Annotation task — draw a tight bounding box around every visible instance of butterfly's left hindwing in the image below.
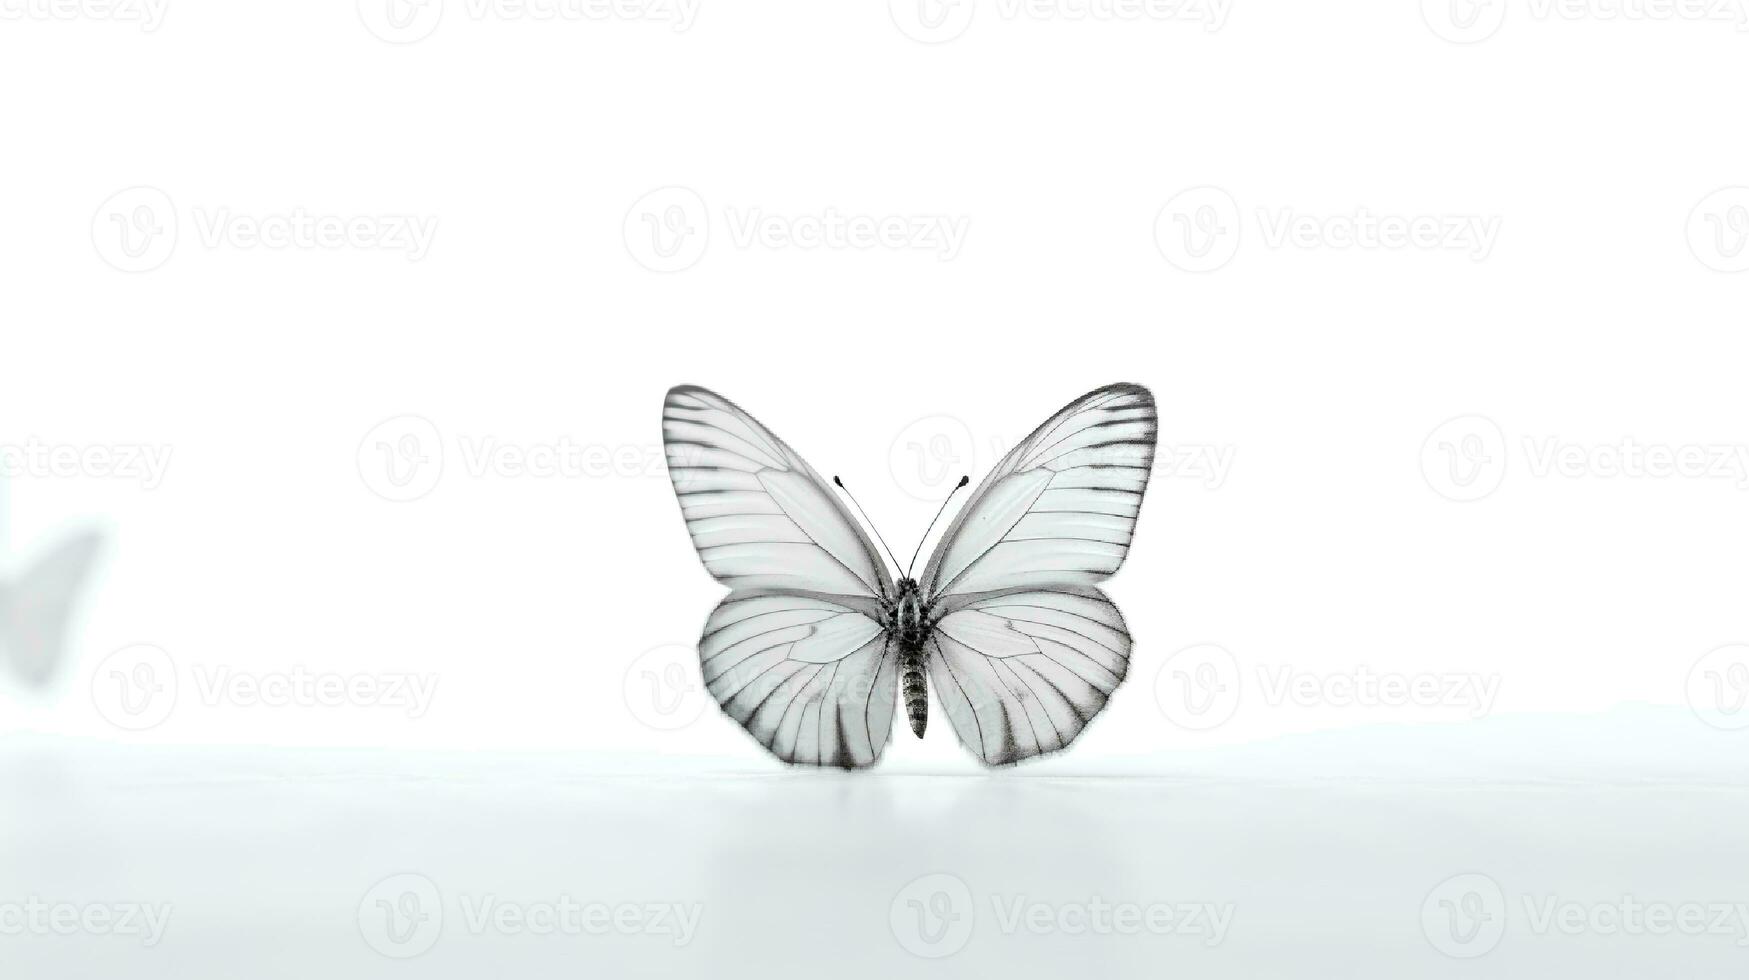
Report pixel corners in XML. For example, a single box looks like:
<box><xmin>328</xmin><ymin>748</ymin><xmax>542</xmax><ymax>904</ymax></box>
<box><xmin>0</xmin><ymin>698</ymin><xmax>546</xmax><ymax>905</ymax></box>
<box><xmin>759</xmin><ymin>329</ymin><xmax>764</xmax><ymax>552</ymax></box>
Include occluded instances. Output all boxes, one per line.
<box><xmin>701</xmin><ymin>593</ymin><xmax>897</xmax><ymax>768</ymax></box>
<box><xmin>662</xmin><ymin>386</ymin><xmax>898</xmax><ymax>768</ymax></box>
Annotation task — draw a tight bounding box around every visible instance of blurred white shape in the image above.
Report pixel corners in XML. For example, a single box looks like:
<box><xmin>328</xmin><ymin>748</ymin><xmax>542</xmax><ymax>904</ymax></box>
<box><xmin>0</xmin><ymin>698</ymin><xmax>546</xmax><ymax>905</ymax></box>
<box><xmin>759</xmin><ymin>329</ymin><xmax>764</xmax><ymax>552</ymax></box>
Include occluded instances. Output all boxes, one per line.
<box><xmin>1</xmin><ymin>529</ymin><xmax>103</xmax><ymax>689</ymax></box>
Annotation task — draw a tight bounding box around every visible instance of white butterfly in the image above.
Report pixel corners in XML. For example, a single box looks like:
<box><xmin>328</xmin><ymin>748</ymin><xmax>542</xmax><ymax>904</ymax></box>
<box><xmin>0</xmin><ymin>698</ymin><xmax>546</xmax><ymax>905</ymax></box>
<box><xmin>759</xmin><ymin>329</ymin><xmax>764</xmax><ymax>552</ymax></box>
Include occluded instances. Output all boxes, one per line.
<box><xmin>661</xmin><ymin>384</ymin><xmax>1157</xmax><ymax>768</ymax></box>
<box><xmin>1</xmin><ymin>531</ymin><xmax>102</xmax><ymax>689</ymax></box>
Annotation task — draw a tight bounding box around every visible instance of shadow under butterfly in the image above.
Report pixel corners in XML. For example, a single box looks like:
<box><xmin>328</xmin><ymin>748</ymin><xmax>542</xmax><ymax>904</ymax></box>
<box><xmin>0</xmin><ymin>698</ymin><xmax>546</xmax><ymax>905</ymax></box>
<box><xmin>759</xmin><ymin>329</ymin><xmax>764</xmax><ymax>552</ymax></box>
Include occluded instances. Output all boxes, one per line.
<box><xmin>661</xmin><ymin>383</ymin><xmax>1158</xmax><ymax>768</ymax></box>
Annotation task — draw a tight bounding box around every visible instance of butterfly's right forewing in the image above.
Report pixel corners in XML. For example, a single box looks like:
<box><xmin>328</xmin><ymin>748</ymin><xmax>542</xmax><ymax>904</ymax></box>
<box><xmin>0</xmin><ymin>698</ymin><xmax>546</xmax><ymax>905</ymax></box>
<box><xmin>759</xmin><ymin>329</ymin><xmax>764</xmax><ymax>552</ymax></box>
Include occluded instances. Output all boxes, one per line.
<box><xmin>662</xmin><ymin>386</ymin><xmax>898</xmax><ymax>767</ymax></box>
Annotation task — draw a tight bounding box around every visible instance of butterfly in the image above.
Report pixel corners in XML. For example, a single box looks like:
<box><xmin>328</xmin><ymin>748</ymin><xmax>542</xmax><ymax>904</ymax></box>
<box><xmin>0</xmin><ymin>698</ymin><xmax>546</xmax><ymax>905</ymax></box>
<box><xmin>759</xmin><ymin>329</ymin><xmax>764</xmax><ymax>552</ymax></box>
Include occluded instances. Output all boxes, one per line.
<box><xmin>1</xmin><ymin>530</ymin><xmax>102</xmax><ymax>689</ymax></box>
<box><xmin>661</xmin><ymin>383</ymin><xmax>1157</xmax><ymax>768</ymax></box>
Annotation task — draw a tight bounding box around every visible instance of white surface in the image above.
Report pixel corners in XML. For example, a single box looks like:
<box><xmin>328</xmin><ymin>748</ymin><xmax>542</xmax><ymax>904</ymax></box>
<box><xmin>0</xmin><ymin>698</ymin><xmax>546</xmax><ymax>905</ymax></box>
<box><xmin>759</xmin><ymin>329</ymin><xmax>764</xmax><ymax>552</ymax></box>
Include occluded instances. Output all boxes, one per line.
<box><xmin>4</xmin><ymin>711</ymin><xmax>1749</xmax><ymax>978</ymax></box>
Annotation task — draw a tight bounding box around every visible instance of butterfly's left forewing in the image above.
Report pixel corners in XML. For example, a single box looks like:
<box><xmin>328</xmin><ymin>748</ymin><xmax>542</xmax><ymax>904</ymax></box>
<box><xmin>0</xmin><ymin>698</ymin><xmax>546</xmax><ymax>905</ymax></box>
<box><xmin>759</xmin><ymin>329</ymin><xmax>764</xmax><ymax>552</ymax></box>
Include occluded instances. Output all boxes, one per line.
<box><xmin>662</xmin><ymin>386</ymin><xmax>898</xmax><ymax>768</ymax></box>
<box><xmin>921</xmin><ymin>384</ymin><xmax>1157</xmax><ymax>765</ymax></box>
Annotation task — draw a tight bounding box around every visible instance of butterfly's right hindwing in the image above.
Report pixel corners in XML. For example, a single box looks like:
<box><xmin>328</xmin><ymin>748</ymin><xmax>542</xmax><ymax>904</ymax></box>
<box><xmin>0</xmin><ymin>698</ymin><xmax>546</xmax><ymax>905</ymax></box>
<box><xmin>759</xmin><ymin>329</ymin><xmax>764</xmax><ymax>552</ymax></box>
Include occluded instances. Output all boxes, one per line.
<box><xmin>662</xmin><ymin>386</ymin><xmax>898</xmax><ymax>768</ymax></box>
<box><xmin>927</xmin><ymin>586</ymin><xmax>1130</xmax><ymax>766</ymax></box>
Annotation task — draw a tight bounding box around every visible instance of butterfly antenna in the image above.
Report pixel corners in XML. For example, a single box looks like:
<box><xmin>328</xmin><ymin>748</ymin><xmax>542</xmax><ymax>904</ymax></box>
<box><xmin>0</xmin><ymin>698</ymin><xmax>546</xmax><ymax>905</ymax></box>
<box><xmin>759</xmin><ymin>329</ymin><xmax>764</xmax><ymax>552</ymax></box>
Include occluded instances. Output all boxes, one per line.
<box><xmin>833</xmin><ymin>476</ymin><xmax>904</xmax><ymax>577</ymax></box>
<box><xmin>907</xmin><ymin>475</ymin><xmax>970</xmax><ymax>578</ymax></box>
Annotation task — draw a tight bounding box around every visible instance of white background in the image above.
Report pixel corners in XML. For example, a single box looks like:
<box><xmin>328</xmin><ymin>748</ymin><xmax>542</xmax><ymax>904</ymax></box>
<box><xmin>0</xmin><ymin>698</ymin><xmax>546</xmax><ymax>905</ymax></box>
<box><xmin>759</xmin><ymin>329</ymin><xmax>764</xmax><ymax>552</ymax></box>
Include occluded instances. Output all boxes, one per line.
<box><xmin>4</xmin><ymin>2</ymin><xmax>1749</xmax><ymax>976</ymax></box>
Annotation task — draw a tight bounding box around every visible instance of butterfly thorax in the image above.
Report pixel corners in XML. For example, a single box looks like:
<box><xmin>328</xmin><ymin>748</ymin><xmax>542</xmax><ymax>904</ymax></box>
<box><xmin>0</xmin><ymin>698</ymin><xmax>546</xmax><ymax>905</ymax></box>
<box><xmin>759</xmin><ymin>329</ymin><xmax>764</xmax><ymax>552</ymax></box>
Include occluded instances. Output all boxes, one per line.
<box><xmin>889</xmin><ymin>578</ymin><xmax>932</xmax><ymax>738</ymax></box>
<box><xmin>891</xmin><ymin>577</ymin><xmax>930</xmax><ymax>648</ymax></box>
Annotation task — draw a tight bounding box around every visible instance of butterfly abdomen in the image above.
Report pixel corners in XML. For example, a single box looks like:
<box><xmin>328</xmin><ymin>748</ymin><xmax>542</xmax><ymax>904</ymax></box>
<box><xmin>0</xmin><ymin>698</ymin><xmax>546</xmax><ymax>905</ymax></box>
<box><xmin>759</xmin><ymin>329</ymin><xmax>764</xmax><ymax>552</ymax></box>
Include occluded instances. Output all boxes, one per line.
<box><xmin>899</xmin><ymin>643</ymin><xmax>928</xmax><ymax>738</ymax></box>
